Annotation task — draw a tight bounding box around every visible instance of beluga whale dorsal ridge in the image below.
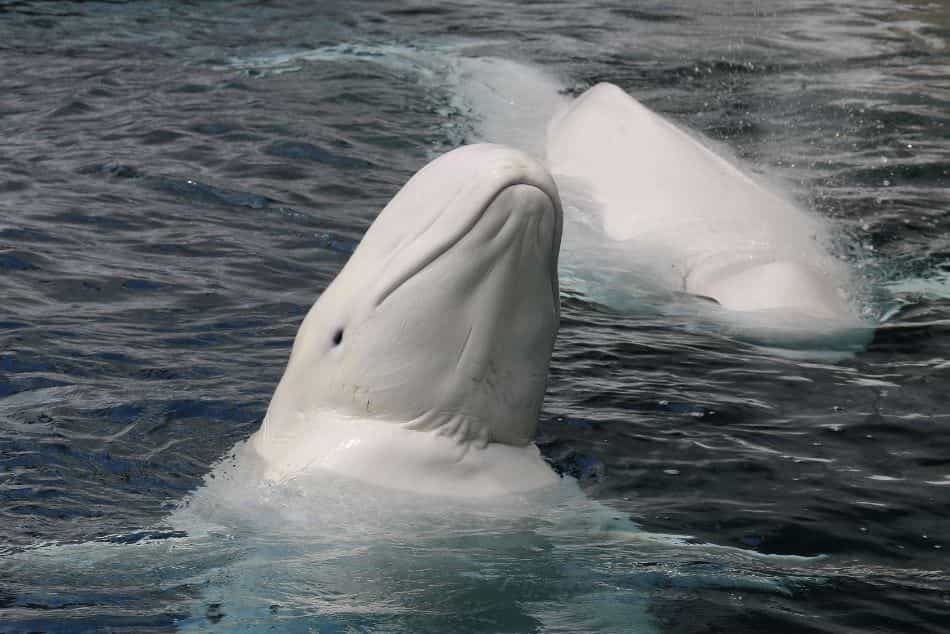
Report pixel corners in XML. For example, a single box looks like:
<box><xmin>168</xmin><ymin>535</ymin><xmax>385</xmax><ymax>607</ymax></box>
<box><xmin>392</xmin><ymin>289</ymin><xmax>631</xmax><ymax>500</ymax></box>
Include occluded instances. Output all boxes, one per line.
<box><xmin>251</xmin><ymin>144</ymin><xmax>564</xmax><ymax>497</ymax></box>
<box><xmin>547</xmin><ymin>82</ymin><xmax>864</xmax><ymax>334</ymax></box>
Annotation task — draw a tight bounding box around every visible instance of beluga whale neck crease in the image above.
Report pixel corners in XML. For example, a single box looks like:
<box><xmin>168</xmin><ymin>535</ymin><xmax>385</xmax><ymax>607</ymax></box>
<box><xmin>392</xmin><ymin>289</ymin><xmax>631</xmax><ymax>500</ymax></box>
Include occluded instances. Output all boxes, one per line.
<box><xmin>250</xmin><ymin>144</ymin><xmax>564</xmax><ymax>497</ymax></box>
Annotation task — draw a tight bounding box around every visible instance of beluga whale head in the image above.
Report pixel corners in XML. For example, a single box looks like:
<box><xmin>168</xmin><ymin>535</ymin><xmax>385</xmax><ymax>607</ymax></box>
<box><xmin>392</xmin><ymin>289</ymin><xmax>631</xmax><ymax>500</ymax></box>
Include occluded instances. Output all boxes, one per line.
<box><xmin>251</xmin><ymin>144</ymin><xmax>564</xmax><ymax>497</ymax></box>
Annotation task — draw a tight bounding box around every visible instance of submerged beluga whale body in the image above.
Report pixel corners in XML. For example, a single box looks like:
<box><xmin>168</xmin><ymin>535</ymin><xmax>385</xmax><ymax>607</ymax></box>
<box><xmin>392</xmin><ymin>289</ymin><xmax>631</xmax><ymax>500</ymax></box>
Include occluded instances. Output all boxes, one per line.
<box><xmin>252</xmin><ymin>143</ymin><xmax>564</xmax><ymax>495</ymax></box>
<box><xmin>547</xmin><ymin>82</ymin><xmax>863</xmax><ymax>333</ymax></box>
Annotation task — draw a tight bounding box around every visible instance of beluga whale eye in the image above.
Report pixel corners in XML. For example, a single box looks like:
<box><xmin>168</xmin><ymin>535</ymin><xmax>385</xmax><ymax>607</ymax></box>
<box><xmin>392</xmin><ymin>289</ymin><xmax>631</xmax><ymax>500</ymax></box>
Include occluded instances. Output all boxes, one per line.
<box><xmin>332</xmin><ymin>328</ymin><xmax>344</xmax><ymax>346</ymax></box>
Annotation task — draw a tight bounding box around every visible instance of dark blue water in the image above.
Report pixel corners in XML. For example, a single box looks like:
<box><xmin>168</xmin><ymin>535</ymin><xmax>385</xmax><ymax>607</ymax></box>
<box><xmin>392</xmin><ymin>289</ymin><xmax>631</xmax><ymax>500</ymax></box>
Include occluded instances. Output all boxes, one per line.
<box><xmin>1</xmin><ymin>1</ymin><xmax>949</xmax><ymax>632</ymax></box>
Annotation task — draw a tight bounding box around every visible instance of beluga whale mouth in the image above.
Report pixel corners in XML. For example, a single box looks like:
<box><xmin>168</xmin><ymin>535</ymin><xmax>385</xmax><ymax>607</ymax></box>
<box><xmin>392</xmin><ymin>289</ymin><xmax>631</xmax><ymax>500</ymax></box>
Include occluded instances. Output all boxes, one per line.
<box><xmin>251</xmin><ymin>144</ymin><xmax>564</xmax><ymax>496</ymax></box>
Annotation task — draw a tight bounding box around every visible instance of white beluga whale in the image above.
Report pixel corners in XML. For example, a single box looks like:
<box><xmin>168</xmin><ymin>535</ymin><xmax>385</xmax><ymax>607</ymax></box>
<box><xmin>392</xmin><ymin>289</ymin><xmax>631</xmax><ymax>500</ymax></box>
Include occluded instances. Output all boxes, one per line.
<box><xmin>251</xmin><ymin>143</ymin><xmax>564</xmax><ymax>496</ymax></box>
<box><xmin>546</xmin><ymin>82</ymin><xmax>867</xmax><ymax>341</ymax></box>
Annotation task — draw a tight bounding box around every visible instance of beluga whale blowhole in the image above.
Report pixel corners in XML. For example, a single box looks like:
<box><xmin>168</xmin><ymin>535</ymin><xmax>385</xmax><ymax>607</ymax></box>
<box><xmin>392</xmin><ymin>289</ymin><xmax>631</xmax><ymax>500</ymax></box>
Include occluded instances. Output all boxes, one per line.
<box><xmin>251</xmin><ymin>143</ymin><xmax>564</xmax><ymax>497</ymax></box>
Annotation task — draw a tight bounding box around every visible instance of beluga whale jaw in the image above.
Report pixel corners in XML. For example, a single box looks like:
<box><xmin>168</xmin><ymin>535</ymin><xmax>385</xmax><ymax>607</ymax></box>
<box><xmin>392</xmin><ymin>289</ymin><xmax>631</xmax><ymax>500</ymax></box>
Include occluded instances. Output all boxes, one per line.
<box><xmin>250</xmin><ymin>144</ymin><xmax>564</xmax><ymax>497</ymax></box>
<box><xmin>547</xmin><ymin>82</ymin><xmax>865</xmax><ymax>337</ymax></box>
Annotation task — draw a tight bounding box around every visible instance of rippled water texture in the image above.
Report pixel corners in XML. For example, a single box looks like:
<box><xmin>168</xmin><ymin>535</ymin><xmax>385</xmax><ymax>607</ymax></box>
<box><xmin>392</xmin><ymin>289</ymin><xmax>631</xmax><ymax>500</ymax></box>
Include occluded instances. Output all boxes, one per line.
<box><xmin>1</xmin><ymin>1</ymin><xmax>948</xmax><ymax>632</ymax></box>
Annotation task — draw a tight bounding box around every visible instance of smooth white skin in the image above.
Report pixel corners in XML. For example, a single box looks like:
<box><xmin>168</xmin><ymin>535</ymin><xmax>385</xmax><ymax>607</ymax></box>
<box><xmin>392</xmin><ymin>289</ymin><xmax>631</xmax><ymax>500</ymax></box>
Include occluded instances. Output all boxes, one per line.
<box><xmin>250</xmin><ymin>144</ymin><xmax>563</xmax><ymax>497</ymax></box>
<box><xmin>547</xmin><ymin>83</ymin><xmax>861</xmax><ymax>326</ymax></box>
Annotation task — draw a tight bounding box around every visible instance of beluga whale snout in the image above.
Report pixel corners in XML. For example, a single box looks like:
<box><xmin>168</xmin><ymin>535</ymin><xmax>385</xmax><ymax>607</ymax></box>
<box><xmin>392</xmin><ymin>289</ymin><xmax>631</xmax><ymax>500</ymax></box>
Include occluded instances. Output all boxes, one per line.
<box><xmin>251</xmin><ymin>144</ymin><xmax>564</xmax><ymax>496</ymax></box>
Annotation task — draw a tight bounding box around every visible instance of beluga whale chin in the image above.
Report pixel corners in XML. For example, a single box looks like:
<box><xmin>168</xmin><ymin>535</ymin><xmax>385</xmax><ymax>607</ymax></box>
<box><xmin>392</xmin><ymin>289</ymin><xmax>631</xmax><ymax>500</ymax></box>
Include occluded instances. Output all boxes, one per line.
<box><xmin>251</xmin><ymin>143</ymin><xmax>564</xmax><ymax>497</ymax></box>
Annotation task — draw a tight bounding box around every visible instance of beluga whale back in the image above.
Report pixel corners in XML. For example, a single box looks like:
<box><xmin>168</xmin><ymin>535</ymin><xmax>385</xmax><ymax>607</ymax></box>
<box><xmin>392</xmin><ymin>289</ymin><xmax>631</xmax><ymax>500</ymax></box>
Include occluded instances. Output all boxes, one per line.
<box><xmin>251</xmin><ymin>144</ymin><xmax>564</xmax><ymax>497</ymax></box>
<box><xmin>547</xmin><ymin>83</ymin><xmax>865</xmax><ymax>338</ymax></box>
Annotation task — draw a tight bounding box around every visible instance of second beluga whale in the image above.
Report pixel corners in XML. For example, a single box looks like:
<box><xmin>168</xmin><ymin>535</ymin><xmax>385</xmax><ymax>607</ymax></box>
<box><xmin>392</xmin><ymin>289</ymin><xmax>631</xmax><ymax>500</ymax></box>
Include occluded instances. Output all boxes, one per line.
<box><xmin>547</xmin><ymin>82</ymin><xmax>863</xmax><ymax>335</ymax></box>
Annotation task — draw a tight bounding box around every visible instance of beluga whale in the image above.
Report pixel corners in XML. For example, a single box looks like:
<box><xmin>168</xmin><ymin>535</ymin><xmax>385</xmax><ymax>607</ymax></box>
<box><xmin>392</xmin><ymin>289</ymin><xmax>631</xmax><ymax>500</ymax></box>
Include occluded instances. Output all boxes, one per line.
<box><xmin>250</xmin><ymin>143</ymin><xmax>564</xmax><ymax>497</ymax></box>
<box><xmin>546</xmin><ymin>82</ymin><xmax>868</xmax><ymax>343</ymax></box>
